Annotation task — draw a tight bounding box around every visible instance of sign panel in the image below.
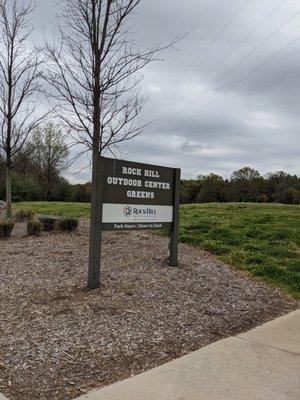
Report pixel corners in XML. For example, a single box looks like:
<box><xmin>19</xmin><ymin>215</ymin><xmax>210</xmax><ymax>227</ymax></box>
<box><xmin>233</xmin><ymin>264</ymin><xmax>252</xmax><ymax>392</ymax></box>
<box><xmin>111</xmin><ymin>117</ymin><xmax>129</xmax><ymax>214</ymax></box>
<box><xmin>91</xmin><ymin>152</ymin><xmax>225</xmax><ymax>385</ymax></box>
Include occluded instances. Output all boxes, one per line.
<box><xmin>101</xmin><ymin>157</ymin><xmax>177</xmax><ymax>230</ymax></box>
<box><xmin>87</xmin><ymin>155</ymin><xmax>181</xmax><ymax>290</ymax></box>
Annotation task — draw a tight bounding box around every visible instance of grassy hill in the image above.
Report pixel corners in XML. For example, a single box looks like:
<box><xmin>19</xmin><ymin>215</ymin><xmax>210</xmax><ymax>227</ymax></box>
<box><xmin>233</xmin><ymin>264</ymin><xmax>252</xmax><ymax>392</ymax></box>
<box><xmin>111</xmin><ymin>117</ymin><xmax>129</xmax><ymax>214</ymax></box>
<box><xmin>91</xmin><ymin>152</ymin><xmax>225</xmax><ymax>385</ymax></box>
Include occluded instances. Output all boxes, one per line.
<box><xmin>179</xmin><ymin>203</ymin><xmax>299</xmax><ymax>297</ymax></box>
<box><xmin>14</xmin><ymin>202</ymin><xmax>300</xmax><ymax>297</ymax></box>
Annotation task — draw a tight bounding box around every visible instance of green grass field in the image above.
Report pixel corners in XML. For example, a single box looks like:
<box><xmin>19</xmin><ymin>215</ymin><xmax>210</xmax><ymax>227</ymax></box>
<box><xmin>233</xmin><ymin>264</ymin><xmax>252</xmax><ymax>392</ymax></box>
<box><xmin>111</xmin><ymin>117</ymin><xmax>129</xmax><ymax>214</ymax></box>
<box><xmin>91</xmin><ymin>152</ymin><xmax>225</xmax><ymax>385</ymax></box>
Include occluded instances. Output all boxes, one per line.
<box><xmin>14</xmin><ymin>202</ymin><xmax>300</xmax><ymax>297</ymax></box>
<box><xmin>179</xmin><ymin>203</ymin><xmax>299</xmax><ymax>297</ymax></box>
<box><xmin>15</xmin><ymin>201</ymin><xmax>91</xmax><ymax>218</ymax></box>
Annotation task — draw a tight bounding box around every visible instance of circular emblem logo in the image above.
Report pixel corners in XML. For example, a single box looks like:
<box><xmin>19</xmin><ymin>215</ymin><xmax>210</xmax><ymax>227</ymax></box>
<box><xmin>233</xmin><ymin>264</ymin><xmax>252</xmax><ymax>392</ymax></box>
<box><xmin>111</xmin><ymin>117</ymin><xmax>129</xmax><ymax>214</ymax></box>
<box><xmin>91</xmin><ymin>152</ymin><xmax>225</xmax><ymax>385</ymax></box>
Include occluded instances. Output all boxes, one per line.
<box><xmin>123</xmin><ymin>206</ymin><xmax>132</xmax><ymax>217</ymax></box>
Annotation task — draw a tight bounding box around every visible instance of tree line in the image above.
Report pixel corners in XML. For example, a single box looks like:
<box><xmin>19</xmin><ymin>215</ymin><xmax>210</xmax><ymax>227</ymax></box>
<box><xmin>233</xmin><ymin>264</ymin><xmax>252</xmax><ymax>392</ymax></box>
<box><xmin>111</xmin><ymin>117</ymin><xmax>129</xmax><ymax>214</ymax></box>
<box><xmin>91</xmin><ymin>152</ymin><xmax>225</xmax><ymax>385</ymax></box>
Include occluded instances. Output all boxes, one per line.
<box><xmin>1</xmin><ymin>128</ymin><xmax>299</xmax><ymax>205</ymax></box>
<box><xmin>181</xmin><ymin>167</ymin><xmax>300</xmax><ymax>204</ymax></box>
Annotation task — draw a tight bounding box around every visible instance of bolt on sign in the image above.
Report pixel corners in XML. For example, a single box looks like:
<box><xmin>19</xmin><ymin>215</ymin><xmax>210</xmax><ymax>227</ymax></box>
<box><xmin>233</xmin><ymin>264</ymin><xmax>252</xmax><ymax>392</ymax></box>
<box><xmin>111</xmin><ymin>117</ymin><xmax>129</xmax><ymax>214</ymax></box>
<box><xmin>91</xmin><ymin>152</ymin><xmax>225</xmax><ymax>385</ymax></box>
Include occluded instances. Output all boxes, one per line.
<box><xmin>88</xmin><ymin>156</ymin><xmax>181</xmax><ymax>289</ymax></box>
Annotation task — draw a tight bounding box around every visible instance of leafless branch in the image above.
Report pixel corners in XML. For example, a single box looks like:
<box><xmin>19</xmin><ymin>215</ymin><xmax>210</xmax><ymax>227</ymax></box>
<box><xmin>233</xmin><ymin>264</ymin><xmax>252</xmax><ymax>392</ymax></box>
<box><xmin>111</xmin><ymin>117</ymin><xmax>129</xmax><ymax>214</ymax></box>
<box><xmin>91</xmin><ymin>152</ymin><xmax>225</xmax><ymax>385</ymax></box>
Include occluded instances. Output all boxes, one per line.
<box><xmin>44</xmin><ymin>0</ymin><xmax>174</xmax><ymax>159</ymax></box>
<box><xmin>0</xmin><ymin>0</ymin><xmax>46</xmax><ymax>217</ymax></box>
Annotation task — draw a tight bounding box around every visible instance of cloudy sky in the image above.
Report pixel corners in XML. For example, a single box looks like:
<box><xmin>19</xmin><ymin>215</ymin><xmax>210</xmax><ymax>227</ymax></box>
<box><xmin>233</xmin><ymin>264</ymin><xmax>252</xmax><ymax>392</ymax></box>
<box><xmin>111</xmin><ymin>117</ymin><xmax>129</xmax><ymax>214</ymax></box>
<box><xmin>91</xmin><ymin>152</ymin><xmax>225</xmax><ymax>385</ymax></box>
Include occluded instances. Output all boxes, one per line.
<box><xmin>33</xmin><ymin>0</ymin><xmax>300</xmax><ymax>182</ymax></box>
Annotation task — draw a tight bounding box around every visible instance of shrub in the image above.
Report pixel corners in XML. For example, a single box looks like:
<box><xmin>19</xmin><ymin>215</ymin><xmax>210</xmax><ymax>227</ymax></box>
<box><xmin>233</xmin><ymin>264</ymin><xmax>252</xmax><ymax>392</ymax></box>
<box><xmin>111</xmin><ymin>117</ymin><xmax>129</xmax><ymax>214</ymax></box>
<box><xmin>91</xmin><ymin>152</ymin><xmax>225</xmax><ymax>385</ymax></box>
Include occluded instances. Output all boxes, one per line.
<box><xmin>38</xmin><ymin>215</ymin><xmax>58</xmax><ymax>231</ymax></box>
<box><xmin>14</xmin><ymin>209</ymin><xmax>34</xmax><ymax>222</ymax></box>
<box><xmin>0</xmin><ymin>220</ymin><xmax>14</xmax><ymax>239</ymax></box>
<box><xmin>27</xmin><ymin>220</ymin><xmax>43</xmax><ymax>236</ymax></box>
<box><xmin>56</xmin><ymin>218</ymin><xmax>79</xmax><ymax>232</ymax></box>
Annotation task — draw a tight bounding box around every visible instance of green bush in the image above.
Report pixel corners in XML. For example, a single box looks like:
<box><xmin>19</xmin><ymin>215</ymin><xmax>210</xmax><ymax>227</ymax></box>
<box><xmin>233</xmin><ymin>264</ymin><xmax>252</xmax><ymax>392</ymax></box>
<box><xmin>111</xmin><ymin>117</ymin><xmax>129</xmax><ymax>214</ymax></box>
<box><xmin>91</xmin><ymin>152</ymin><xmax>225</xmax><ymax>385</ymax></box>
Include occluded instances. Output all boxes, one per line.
<box><xmin>27</xmin><ymin>220</ymin><xmax>43</xmax><ymax>236</ymax></box>
<box><xmin>14</xmin><ymin>208</ymin><xmax>34</xmax><ymax>222</ymax></box>
<box><xmin>56</xmin><ymin>217</ymin><xmax>79</xmax><ymax>232</ymax></box>
<box><xmin>38</xmin><ymin>215</ymin><xmax>58</xmax><ymax>231</ymax></box>
<box><xmin>0</xmin><ymin>221</ymin><xmax>14</xmax><ymax>239</ymax></box>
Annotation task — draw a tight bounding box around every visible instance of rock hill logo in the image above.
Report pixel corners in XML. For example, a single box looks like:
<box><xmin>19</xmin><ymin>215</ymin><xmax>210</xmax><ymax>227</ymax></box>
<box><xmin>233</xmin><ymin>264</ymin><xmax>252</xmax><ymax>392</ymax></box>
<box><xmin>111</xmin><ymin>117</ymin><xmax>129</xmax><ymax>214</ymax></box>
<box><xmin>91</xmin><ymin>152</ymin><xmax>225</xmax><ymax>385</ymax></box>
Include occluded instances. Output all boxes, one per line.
<box><xmin>123</xmin><ymin>206</ymin><xmax>157</xmax><ymax>218</ymax></box>
<box><xmin>123</xmin><ymin>206</ymin><xmax>132</xmax><ymax>217</ymax></box>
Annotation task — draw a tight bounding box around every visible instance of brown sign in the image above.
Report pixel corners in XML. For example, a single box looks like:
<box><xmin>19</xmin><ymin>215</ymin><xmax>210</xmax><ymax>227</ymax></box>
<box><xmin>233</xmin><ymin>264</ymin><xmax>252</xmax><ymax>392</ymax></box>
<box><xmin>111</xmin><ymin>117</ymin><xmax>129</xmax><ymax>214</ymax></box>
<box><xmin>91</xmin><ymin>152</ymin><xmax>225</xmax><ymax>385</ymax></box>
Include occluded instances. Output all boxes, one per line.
<box><xmin>87</xmin><ymin>155</ymin><xmax>181</xmax><ymax>290</ymax></box>
<box><xmin>102</xmin><ymin>157</ymin><xmax>174</xmax><ymax>205</ymax></box>
<box><xmin>101</xmin><ymin>157</ymin><xmax>178</xmax><ymax>231</ymax></box>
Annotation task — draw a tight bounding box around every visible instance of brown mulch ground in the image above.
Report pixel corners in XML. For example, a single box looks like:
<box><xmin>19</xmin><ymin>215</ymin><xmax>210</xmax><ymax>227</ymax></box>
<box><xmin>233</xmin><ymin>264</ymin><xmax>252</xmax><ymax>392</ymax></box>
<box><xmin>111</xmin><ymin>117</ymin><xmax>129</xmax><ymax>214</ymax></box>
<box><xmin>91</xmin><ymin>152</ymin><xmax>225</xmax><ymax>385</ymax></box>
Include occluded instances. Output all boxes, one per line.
<box><xmin>0</xmin><ymin>220</ymin><xmax>298</xmax><ymax>400</ymax></box>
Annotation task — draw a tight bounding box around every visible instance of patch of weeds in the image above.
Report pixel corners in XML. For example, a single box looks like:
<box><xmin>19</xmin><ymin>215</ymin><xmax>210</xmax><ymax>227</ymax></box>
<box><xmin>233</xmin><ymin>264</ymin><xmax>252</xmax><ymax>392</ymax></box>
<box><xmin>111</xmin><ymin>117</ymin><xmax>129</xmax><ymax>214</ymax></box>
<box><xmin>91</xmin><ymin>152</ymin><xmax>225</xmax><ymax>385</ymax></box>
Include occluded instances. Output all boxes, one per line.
<box><xmin>0</xmin><ymin>220</ymin><xmax>14</xmax><ymax>239</ymax></box>
<box><xmin>14</xmin><ymin>209</ymin><xmax>35</xmax><ymax>222</ymax></box>
<box><xmin>27</xmin><ymin>220</ymin><xmax>43</xmax><ymax>236</ymax></box>
<box><xmin>179</xmin><ymin>231</ymin><xmax>203</xmax><ymax>245</ymax></box>
<box><xmin>286</xmin><ymin>260</ymin><xmax>300</xmax><ymax>273</ymax></box>
<box><xmin>210</xmin><ymin>227</ymin><xmax>242</xmax><ymax>246</ymax></box>
<box><xmin>210</xmin><ymin>227</ymin><xmax>232</xmax><ymax>237</ymax></box>
<box><xmin>222</xmin><ymin>248</ymin><xmax>249</xmax><ymax>268</ymax></box>
<box><xmin>184</xmin><ymin>220</ymin><xmax>212</xmax><ymax>233</ymax></box>
<box><xmin>266</xmin><ymin>246</ymin><xmax>293</xmax><ymax>258</ymax></box>
<box><xmin>56</xmin><ymin>218</ymin><xmax>79</xmax><ymax>232</ymax></box>
<box><xmin>245</xmin><ymin>253</ymin><xmax>265</xmax><ymax>265</ymax></box>
<box><xmin>254</xmin><ymin>215</ymin><xmax>273</xmax><ymax>224</ymax></box>
<box><xmin>264</xmin><ymin>230</ymin><xmax>290</xmax><ymax>241</ymax></box>
<box><xmin>242</xmin><ymin>241</ymin><xmax>267</xmax><ymax>252</ymax></box>
<box><xmin>39</xmin><ymin>215</ymin><xmax>58</xmax><ymax>231</ymax></box>
<box><xmin>203</xmin><ymin>240</ymin><xmax>231</xmax><ymax>255</ymax></box>
<box><xmin>244</xmin><ymin>227</ymin><xmax>263</xmax><ymax>239</ymax></box>
<box><xmin>252</xmin><ymin>264</ymin><xmax>300</xmax><ymax>296</ymax></box>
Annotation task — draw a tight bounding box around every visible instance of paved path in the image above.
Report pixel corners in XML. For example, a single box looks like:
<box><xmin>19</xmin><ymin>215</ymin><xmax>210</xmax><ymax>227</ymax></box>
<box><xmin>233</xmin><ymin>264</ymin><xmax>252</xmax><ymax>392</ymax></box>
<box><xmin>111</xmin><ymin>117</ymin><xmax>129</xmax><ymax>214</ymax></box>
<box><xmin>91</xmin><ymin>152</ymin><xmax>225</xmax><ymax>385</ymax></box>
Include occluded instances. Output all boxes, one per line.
<box><xmin>76</xmin><ymin>309</ymin><xmax>300</xmax><ymax>400</ymax></box>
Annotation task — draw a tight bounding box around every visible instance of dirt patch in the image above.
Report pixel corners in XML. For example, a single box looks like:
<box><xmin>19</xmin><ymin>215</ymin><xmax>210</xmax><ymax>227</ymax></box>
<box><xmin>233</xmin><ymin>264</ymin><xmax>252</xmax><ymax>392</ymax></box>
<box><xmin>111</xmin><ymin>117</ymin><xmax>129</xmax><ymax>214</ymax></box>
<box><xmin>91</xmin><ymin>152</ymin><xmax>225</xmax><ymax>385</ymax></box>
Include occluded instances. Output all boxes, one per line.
<box><xmin>0</xmin><ymin>220</ymin><xmax>297</xmax><ymax>400</ymax></box>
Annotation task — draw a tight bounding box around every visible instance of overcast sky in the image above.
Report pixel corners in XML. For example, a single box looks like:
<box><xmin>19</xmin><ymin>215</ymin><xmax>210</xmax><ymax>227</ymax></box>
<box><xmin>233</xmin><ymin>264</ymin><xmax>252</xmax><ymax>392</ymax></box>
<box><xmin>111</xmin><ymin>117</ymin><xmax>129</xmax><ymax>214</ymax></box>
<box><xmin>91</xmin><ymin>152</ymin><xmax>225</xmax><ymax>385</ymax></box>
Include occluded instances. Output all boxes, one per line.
<box><xmin>33</xmin><ymin>0</ymin><xmax>300</xmax><ymax>182</ymax></box>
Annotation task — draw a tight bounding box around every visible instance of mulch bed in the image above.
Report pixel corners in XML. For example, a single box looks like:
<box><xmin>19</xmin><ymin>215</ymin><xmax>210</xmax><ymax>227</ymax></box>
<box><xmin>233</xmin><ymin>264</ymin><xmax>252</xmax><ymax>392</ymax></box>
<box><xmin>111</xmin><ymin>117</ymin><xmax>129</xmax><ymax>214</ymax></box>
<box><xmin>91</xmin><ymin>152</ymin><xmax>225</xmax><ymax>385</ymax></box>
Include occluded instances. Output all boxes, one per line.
<box><xmin>0</xmin><ymin>220</ymin><xmax>297</xmax><ymax>400</ymax></box>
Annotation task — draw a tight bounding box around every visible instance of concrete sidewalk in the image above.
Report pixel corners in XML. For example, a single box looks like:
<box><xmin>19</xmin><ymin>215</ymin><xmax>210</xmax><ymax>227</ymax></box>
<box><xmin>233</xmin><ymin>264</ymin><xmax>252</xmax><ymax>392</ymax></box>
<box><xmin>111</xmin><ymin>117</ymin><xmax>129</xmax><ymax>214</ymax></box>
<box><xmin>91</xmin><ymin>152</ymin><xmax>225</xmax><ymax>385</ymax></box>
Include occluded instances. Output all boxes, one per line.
<box><xmin>76</xmin><ymin>309</ymin><xmax>300</xmax><ymax>400</ymax></box>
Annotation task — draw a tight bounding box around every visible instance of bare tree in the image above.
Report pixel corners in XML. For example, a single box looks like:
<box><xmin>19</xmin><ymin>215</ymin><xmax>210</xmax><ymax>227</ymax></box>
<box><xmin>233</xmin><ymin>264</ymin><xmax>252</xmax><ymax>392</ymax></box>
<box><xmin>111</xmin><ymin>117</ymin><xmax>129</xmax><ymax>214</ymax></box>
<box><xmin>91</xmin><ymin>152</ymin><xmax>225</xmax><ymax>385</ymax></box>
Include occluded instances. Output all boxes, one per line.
<box><xmin>45</xmin><ymin>0</ymin><xmax>168</xmax><ymax>156</ymax></box>
<box><xmin>45</xmin><ymin>0</ymin><xmax>172</xmax><ymax>288</ymax></box>
<box><xmin>0</xmin><ymin>0</ymin><xmax>44</xmax><ymax>218</ymax></box>
<box><xmin>27</xmin><ymin>122</ymin><xmax>69</xmax><ymax>200</ymax></box>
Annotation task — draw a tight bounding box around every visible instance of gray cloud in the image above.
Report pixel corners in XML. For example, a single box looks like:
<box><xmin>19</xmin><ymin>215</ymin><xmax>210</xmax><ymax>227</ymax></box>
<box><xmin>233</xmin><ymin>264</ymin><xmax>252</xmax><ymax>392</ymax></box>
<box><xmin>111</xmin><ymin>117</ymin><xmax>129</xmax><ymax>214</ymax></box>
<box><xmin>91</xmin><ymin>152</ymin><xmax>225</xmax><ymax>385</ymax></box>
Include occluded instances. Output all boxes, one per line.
<box><xmin>31</xmin><ymin>0</ymin><xmax>300</xmax><ymax>181</ymax></box>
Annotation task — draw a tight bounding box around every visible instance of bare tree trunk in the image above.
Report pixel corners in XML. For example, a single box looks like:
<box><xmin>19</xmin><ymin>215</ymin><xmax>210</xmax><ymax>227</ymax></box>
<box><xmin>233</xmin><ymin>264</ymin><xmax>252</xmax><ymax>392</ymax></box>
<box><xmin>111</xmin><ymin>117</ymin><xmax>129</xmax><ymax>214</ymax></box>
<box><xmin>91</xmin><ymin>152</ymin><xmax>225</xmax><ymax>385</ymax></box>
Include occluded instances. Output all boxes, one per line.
<box><xmin>88</xmin><ymin>8</ymin><xmax>102</xmax><ymax>288</ymax></box>
<box><xmin>46</xmin><ymin>170</ymin><xmax>51</xmax><ymax>200</ymax></box>
<box><xmin>87</xmin><ymin>0</ymin><xmax>108</xmax><ymax>289</ymax></box>
<box><xmin>88</xmin><ymin>149</ymin><xmax>103</xmax><ymax>289</ymax></box>
<box><xmin>5</xmin><ymin>164</ymin><xmax>12</xmax><ymax>219</ymax></box>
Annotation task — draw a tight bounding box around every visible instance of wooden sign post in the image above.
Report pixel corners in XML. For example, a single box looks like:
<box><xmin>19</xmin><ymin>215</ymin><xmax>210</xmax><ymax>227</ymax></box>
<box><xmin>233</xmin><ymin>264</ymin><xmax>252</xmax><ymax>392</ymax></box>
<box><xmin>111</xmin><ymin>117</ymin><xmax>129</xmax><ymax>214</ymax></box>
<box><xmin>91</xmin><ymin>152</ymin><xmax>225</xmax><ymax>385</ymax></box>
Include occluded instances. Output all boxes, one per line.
<box><xmin>169</xmin><ymin>168</ymin><xmax>180</xmax><ymax>267</ymax></box>
<box><xmin>88</xmin><ymin>156</ymin><xmax>181</xmax><ymax>289</ymax></box>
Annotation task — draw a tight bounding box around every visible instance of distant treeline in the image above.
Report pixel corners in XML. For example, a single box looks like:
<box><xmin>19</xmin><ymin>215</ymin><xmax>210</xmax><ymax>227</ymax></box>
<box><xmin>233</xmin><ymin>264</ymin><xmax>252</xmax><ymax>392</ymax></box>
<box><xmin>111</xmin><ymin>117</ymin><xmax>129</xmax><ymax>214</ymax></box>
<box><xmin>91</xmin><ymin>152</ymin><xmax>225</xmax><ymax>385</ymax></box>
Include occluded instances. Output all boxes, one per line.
<box><xmin>0</xmin><ymin>167</ymin><xmax>92</xmax><ymax>204</ymax></box>
<box><xmin>0</xmin><ymin>164</ymin><xmax>299</xmax><ymax>205</ymax></box>
<box><xmin>181</xmin><ymin>167</ymin><xmax>299</xmax><ymax>204</ymax></box>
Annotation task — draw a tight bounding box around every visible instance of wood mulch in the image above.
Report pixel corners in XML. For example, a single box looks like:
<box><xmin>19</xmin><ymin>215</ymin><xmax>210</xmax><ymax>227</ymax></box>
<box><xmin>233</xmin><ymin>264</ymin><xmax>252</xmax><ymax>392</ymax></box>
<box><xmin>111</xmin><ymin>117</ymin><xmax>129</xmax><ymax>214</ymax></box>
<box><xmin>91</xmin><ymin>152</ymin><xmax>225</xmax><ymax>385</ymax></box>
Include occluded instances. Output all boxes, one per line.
<box><xmin>0</xmin><ymin>220</ymin><xmax>297</xmax><ymax>400</ymax></box>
